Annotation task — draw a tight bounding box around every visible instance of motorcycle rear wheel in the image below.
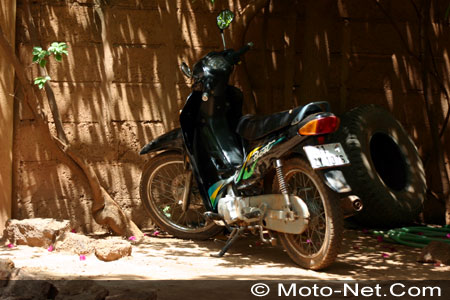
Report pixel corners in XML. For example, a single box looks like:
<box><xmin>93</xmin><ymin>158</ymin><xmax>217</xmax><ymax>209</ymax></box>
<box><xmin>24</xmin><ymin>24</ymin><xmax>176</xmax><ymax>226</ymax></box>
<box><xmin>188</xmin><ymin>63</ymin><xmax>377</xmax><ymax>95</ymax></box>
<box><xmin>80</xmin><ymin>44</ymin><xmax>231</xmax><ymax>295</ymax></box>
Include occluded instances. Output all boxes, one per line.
<box><xmin>273</xmin><ymin>157</ymin><xmax>343</xmax><ymax>270</ymax></box>
<box><xmin>140</xmin><ymin>152</ymin><xmax>222</xmax><ymax>240</ymax></box>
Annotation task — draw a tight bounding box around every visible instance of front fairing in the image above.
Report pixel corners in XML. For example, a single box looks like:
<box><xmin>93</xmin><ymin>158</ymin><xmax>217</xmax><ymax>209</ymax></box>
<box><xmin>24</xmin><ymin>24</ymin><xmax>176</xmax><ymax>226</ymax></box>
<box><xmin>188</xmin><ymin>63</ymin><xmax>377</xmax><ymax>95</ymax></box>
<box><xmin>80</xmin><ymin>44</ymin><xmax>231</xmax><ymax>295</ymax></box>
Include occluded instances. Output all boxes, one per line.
<box><xmin>180</xmin><ymin>89</ymin><xmax>244</xmax><ymax>212</ymax></box>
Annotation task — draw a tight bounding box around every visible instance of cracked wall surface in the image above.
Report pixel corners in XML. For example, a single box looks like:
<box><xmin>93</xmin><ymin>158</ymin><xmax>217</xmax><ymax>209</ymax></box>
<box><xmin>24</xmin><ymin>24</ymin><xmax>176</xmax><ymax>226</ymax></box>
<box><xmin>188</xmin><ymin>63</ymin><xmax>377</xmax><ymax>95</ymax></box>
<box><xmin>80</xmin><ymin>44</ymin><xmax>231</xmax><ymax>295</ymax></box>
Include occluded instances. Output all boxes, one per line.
<box><xmin>12</xmin><ymin>0</ymin><xmax>450</xmax><ymax>230</ymax></box>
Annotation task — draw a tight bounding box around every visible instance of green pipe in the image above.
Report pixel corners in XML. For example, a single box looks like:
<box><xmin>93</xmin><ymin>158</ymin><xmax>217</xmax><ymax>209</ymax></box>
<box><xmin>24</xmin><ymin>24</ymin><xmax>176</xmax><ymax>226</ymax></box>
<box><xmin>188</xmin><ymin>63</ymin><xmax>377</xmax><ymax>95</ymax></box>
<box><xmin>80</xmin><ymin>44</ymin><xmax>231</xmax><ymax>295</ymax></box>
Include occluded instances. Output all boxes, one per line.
<box><xmin>371</xmin><ymin>226</ymin><xmax>450</xmax><ymax>248</ymax></box>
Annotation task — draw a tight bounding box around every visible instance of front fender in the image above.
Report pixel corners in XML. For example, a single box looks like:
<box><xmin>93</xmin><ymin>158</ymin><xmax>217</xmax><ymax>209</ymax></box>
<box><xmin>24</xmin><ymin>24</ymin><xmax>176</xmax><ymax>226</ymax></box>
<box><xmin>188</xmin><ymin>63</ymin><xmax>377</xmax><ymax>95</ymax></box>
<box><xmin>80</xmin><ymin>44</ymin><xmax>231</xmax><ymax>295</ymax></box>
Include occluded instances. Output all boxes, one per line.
<box><xmin>139</xmin><ymin>128</ymin><xmax>184</xmax><ymax>155</ymax></box>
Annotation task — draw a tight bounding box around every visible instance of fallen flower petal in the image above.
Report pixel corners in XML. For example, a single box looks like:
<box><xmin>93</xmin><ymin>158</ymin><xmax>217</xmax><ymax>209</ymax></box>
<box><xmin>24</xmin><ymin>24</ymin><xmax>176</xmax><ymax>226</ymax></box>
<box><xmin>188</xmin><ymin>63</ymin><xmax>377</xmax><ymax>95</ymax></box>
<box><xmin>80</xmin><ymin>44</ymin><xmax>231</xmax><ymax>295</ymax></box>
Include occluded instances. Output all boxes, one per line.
<box><xmin>377</xmin><ymin>236</ymin><xmax>383</xmax><ymax>242</ymax></box>
<box><xmin>79</xmin><ymin>255</ymin><xmax>86</xmax><ymax>261</ymax></box>
<box><xmin>446</xmin><ymin>233</ymin><xmax>450</xmax><ymax>239</ymax></box>
<box><xmin>128</xmin><ymin>236</ymin><xmax>136</xmax><ymax>241</ymax></box>
<box><xmin>382</xmin><ymin>253</ymin><xmax>389</xmax><ymax>258</ymax></box>
<box><xmin>306</xmin><ymin>239</ymin><xmax>312</xmax><ymax>244</ymax></box>
<box><xmin>153</xmin><ymin>231</ymin><xmax>160</xmax><ymax>237</ymax></box>
<box><xmin>434</xmin><ymin>262</ymin><xmax>441</xmax><ymax>267</ymax></box>
<box><xmin>71</xmin><ymin>229</ymin><xmax>76</xmax><ymax>233</ymax></box>
<box><xmin>143</xmin><ymin>233</ymin><xmax>147</xmax><ymax>236</ymax></box>
<box><xmin>47</xmin><ymin>245</ymin><xmax>54</xmax><ymax>252</ymax></box>
<box><xmin>7</xmin><ymin>243</ymin><xmax>14</xmax><ymax>248</ymax></box>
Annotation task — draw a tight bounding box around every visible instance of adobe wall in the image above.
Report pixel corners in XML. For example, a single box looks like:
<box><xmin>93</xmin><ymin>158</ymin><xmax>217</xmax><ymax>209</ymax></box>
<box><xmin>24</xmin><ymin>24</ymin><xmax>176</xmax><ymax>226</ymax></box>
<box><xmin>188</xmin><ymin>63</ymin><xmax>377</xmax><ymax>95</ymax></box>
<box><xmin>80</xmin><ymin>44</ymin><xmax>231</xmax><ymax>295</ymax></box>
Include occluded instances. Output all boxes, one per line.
<box><xmin>12</xmin><ymin>0</ymin><xmax>449</xmax><ymax>231</ymax></box>
<box><xmin>0</xmin><ymin>0</ymin><xmax>16</xmax><ymax>232</ymax></box>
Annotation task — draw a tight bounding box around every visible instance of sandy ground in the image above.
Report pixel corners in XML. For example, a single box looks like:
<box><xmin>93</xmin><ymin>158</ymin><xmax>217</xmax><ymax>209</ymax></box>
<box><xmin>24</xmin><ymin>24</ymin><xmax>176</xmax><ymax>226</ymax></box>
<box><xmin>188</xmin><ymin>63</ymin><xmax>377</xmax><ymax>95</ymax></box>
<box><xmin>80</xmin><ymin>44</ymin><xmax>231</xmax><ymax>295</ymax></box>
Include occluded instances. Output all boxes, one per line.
<box><xmin>1</xmin><ymin>229</ymin><xmax>448</xmax><ymax>282</ymax></box>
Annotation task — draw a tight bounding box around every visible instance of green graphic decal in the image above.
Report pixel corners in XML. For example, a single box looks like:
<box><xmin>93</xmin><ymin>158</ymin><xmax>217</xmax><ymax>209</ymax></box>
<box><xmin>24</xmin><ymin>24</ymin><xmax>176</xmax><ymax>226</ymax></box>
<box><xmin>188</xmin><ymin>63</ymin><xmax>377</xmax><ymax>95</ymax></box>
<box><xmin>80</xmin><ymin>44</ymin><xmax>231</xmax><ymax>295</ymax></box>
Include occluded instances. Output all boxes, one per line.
<box><xmin>235</xmin><ymin>137</ymin><xmax>285</xmax><ymax>183</ymax></box>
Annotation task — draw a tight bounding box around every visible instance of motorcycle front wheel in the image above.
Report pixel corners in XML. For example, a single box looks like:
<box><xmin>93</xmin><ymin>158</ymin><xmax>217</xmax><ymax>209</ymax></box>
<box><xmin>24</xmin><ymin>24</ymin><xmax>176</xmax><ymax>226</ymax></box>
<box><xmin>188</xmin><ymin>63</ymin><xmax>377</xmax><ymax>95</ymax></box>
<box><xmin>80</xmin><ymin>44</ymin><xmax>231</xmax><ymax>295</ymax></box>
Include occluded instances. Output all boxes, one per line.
<box><xmin>139</xmin><ymin>152</ymin><xmax>222</xmax><ymax>240</ymax></box>
<box><xmin>273</xmin><ymin>157</ymin><xmax>343</xmax><ymax>270</ymax></box>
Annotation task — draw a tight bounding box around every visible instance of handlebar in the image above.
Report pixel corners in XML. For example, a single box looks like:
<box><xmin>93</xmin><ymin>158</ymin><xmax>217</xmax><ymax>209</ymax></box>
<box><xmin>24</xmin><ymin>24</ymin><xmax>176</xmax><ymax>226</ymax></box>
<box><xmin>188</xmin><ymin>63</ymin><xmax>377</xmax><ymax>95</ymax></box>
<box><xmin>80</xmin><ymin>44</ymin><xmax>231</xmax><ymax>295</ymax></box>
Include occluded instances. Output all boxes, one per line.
<box><xmin>201</xmin><ymin>42</ymin><xmax>253</xmax><ymax>101</ymax></box>
<box><xmin>226</xmin><ymin>42</ymin><xmax>254</xmax><ymax>65</ymax></box>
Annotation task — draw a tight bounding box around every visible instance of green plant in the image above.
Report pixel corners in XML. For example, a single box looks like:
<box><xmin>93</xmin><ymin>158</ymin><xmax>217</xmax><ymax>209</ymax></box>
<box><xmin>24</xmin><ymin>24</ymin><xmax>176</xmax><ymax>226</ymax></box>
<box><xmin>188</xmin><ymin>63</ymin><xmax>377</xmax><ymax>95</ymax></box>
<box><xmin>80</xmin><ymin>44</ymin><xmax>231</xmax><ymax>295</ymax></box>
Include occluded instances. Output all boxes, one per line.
<box><xmin>32</xmin><ymin>42</ymin><xmax>68</xmax><ymax>89</ymax></box>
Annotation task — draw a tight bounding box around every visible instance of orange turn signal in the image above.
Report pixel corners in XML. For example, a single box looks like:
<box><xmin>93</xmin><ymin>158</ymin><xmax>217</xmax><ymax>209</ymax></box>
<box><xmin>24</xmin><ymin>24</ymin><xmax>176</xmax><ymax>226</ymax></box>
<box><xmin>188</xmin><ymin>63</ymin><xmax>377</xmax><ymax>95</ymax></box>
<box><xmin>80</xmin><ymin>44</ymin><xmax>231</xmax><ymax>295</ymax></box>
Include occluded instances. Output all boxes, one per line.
<box><xmin>298</xmin><ymin>116</ymin><xmax>340</xmax><ymax>136</ymax></box>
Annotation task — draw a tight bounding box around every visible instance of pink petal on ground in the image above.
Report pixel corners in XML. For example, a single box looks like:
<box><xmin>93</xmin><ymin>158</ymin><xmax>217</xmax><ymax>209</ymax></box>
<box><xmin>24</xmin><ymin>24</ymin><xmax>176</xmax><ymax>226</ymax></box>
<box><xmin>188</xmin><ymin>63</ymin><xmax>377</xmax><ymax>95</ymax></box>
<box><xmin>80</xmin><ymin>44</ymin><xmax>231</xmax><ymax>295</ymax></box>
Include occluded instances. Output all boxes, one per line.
<box><xmin>7</xmin><ymin>243</ymin><xmax>14</xmax><ymax>248</ymax></box>
<box><xmin>79</xmin><ymin>255</ymin><xmax>86</xmax><ymax>261</ymax></box>
<box><xmin>434</xmin><ymin>262</ymin><xmax>441</xmax><ymax>267</ymax></box>
<box><xmin>446</xmin><ymin>233</ymin><xmax>450</xmax><ymax>239</ymax></box>
<box><xmin>306</xmin><ymin>239</ymin><xmax>312</xmax><ymax>244</ymax></box>
<box><xmin>71</xmin><ymin>229</ymin><xmax>76</xmax><ymax>233</ymax></box>
<box><xmin>47</xmin><ymin>245</ymin><xmax>54</xmax><ymax>252</ymax></box>
<box><xmin>382</xmin><ymin>253</ymin><xmax>389</xmax><ymax>258</ymax></box>
<box><xmin>377</xmin><ymin>236</ymin><xmax>383</xmax><ymax>242</ymax></box>
<box><xmin>128</xmin><ymin>236</ymin><xmax>136</xmax><ymax>241</ymax></box>
<box><xmin>143</xmin><ymin>233</ymin><xmax>148</xmax><ymax>236</ymax></box>
<box><xmin>153</xmin><ymin>231</ymin><xmax>160</xmax><ymax>237</ymax></box>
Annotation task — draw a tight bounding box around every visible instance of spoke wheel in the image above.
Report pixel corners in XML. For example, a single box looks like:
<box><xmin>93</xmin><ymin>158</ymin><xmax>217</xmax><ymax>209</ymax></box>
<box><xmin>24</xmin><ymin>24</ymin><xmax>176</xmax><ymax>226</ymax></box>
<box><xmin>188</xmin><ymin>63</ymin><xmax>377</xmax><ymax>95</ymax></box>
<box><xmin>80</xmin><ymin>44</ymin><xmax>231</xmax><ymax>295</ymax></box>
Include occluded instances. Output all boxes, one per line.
<box><xmin>273</xmin><ymin>157</ymin><xmax>343</xmax><ymax>270</ymax></box>
<box><xmin>140</xmin><ymin>152</ymin><xmax>222</xmax><ymax>240</ymax></box>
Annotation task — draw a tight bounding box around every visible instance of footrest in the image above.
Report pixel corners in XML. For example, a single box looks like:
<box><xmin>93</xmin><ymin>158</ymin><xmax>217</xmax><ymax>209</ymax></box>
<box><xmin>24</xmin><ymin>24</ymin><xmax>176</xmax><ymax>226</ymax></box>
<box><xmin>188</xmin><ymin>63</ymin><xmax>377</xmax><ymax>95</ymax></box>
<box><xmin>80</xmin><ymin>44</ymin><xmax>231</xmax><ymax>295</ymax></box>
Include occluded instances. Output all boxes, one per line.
<box><xmin>243</xmin><ymin>210</ymin><xmax>261</xmax><ymax>219</ymax></box>
<box><xmin>203</xmin><ymin>211</ymin><xmax>223</xmax><ymax>221</ymax></box>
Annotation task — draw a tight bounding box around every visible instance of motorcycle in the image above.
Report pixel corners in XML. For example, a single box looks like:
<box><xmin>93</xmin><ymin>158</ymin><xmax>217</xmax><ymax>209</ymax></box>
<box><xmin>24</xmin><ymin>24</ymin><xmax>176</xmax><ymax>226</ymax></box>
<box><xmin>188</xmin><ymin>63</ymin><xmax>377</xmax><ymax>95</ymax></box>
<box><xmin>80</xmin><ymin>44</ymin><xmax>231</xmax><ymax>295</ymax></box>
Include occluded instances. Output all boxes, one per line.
<box><xmin>139</xmin><ymin>10</ymin><xmax>362</xmax><ymax>270</ymax></box>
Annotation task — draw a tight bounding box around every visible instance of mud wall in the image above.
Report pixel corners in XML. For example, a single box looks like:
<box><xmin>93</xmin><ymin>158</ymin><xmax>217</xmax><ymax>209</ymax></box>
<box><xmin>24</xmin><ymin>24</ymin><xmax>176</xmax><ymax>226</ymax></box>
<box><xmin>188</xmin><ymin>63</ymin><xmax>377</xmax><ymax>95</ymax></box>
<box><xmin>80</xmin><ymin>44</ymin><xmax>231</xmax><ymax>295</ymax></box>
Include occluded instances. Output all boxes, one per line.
<box><xmin>0</xmin><ymin>0</ymin><xmax>16</xmax><ymax>232</ymax></box>
<box><xmin>12</xmin><ymin>0</ymin><xmax>450</xmax><ymax>231</ymax></box>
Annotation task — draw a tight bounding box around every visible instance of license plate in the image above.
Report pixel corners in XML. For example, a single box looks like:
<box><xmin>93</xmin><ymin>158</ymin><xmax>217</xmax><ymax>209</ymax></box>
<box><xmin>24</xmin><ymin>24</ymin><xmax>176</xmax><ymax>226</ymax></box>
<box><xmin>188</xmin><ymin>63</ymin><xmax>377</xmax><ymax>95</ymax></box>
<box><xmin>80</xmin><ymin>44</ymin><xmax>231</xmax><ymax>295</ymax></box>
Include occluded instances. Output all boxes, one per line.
<box><xmin>303</xmin><ymin>143</ymin><xmax>350</xmax><ymax>169</ymax></box>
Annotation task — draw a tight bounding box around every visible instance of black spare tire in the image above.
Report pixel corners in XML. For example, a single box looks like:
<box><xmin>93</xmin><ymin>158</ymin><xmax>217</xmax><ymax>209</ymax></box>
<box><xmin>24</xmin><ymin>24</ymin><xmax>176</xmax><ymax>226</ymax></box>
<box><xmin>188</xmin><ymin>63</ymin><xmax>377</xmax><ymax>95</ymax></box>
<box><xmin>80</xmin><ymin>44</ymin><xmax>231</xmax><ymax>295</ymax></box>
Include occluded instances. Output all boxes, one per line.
<box><xmin>334</xmin><ymin>105</ymin><xmax>426</xmax><ymax>227</ymax></box>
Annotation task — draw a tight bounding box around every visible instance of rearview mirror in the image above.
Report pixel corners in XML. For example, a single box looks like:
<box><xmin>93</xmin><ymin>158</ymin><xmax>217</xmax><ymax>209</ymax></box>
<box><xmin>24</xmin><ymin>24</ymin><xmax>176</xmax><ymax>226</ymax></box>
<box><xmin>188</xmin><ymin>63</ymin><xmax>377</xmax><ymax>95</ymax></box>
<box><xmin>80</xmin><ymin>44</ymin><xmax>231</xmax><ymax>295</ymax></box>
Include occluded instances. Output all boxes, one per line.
<box><xmin>217</xmin><ymin>9</ymin><xmax>234</xmax><ymax>31</ymax></box>
<box><xmin>181</xmin><ymin>62</ymin><xmax>192</xmax><ymax>78</ymax></box>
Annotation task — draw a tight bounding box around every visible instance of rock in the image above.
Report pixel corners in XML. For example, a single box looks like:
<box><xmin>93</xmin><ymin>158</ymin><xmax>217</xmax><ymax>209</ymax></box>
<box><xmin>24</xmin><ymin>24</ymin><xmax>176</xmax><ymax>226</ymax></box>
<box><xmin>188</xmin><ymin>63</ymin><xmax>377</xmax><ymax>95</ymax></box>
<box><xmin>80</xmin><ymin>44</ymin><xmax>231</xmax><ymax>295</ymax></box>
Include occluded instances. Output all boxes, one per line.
<box><xmin>4</xmin><ymin>218</ymin><xmax>70</xmax><ymax>248</ymax></box>
<box><xmin>54</xmin><ymin>232</ymin><xmax>96</xmax><ymax>255</ymax></box>
<box><xmin>94</xmin><ymin>239</ymin><xmax>132</xmax><ymax>262</ymax></box>
<box><xmin>3</xmin><ymin>269</ymin><xmax>56</xmax><ymax>299</ymax></box>
<box><xmin>0</xmin><ymin>258</ymin><xmax>15</xmax><ymax>281</ymax></box>
<box><xmin>106</xmin><ymin>289</ymin><xmax>157</xmax><ymax>300</ymax></box>
<box><xmin>418</xmin><ymin>241</ymin><xmax>450</xmax><ymax>265</ymax></box>
<box><xmin>54</xmin><ymin>280</ymin><xmax>109</xmax><ymax>300</ymax></box>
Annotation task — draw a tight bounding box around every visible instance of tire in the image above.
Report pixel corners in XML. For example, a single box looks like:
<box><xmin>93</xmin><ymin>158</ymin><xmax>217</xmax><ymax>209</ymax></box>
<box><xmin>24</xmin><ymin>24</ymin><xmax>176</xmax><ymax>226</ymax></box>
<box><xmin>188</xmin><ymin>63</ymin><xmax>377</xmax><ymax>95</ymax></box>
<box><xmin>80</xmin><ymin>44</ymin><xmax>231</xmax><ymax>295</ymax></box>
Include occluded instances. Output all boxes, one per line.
<box><xmin>334</xmin><ymin>105</ymin><xmax>426</xmax><ymax>227</ymax></box>
<box><xmin>139</xmin><ymin>152</ymin><xmax>222</xmax><ymax>240</ymax></box>
<box><xmin>273</xmin><ymin>158</ymin><xmax>343</xmax><ymax>270</ymax></box>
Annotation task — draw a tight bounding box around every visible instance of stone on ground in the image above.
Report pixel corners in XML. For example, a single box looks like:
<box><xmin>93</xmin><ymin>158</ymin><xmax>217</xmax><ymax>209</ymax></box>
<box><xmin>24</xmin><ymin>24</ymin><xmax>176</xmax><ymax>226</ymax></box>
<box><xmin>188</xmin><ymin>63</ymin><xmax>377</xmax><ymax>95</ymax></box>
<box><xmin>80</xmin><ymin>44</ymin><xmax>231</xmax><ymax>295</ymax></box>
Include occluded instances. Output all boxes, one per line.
<box><xmin>418</xmin><ymin>241</ymin><xmax>450</xmax><ymax>265</ymax></box>
<box><xmin>3</xmin><ymin>218</ymin><xmax>70</xmax><ymax>248</ymax></box>
<box><xmin>54</xmin><ymin>280</ymin><xmax>109</xmax><ymax>300</ymax></box>
<box><xmin>0</xmin><ymin>258</ymin><xmax>15</xmax><ymax>286</ymax></box>
<box><xmin>94</xmin><ymin>239</ymin><xmax>132</xmax><ymax>262</ymax></box>
<box><xmin>54</xmin><ymin>232</ymin><xmax>96</xmax><ymax>255</ymax></box>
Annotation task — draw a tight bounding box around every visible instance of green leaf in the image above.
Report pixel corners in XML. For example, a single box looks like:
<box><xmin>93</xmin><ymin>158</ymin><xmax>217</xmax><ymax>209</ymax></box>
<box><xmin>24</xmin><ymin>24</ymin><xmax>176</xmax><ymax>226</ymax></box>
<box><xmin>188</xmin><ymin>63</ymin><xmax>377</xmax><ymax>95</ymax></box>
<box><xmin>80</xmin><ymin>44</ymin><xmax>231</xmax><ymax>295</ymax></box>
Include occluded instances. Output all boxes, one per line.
<box><xmin>55</xmin><ymin>54</ymin><xmax>62</xmax><ymax>61</ymax></box>
<box><xmin>33</xmin><ymin>76</ymin><xmax>50</xmax><ymax>89</ymax></box>
<box><xmin>32</xmin><ymin>47</ymin><xmax>42</xmax><ymax>55</ymax></box>
<box><xmin>32</xmin><ymin>55</ymin><xmax>39</xmax><ymax>63</ymax></box>
<box><xmin>39</xmin><ymin>59</ymin><xmax>47</xmax><ymax>68</ymax></box>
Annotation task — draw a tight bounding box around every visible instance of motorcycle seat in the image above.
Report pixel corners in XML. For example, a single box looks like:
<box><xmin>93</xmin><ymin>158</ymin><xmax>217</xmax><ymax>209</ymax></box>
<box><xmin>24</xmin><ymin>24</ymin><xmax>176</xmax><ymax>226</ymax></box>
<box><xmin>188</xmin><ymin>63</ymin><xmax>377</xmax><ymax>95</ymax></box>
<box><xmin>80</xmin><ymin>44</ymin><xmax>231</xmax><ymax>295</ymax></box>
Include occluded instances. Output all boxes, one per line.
<box><xmin>236</xmin><ymin>103</ymin><xmax>325</xmax><ymax>141</ymax></box>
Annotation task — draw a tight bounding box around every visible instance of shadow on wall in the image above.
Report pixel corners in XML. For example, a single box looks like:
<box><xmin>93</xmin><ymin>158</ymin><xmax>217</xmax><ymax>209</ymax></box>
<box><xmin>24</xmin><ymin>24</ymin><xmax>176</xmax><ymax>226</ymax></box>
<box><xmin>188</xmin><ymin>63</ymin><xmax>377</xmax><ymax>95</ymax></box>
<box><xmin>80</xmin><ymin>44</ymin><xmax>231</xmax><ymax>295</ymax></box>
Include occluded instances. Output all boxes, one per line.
<box><xmin>12</xmin><ymin>0</ymin><xmax>450</xmax><ymax>231</ymax></box>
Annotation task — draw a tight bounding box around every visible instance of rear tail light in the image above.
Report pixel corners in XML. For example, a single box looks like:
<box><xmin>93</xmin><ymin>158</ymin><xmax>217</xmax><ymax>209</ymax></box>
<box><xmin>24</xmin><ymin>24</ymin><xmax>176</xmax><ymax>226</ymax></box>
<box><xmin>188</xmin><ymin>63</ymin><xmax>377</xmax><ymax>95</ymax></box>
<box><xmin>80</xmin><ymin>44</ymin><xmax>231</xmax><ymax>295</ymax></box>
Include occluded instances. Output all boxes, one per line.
<box><xmin>298</xmin><ymin>116</ymin><xmax>340</xmax><ymax>136</ymax></box>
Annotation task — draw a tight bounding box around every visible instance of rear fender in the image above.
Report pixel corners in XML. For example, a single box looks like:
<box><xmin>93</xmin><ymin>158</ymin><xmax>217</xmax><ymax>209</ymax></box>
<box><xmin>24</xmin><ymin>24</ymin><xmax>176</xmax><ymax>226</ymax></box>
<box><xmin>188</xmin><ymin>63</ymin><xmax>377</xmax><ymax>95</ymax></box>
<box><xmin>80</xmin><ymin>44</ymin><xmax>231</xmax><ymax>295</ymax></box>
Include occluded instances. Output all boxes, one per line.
<box><xmin>139</xmin><ymin>128</ymin><xmax>184</xmax><ymax>155</ymax></box>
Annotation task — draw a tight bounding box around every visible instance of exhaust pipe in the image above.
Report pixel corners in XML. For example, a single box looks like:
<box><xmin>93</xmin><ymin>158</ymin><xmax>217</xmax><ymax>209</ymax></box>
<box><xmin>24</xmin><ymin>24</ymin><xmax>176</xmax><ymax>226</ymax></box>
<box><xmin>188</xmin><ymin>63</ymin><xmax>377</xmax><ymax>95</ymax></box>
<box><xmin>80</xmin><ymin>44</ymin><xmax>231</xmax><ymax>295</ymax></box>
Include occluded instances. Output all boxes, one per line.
<box><xmin>341</xmin><ymin>195</ymin><xmax>363</xmax><ymax>218</ymax></box>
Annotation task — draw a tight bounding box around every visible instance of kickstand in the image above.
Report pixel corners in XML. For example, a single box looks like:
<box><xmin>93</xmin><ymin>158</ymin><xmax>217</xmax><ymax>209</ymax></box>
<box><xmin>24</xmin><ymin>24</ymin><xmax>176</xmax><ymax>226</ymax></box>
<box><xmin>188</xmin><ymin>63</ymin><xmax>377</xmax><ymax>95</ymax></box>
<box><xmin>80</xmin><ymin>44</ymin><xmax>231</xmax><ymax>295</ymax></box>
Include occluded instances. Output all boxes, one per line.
<box><xmin>211</xmin><ymin>227</ymin><xmax>245</xmax><ymax>258</ymax></box>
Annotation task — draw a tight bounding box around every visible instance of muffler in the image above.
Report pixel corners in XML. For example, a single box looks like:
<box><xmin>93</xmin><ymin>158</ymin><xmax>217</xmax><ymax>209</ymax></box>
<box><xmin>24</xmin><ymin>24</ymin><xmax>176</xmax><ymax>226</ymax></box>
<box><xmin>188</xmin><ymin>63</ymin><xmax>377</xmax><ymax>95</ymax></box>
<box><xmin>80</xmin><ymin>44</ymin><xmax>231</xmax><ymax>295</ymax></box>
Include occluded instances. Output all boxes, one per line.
<box><xmin>341</xmin><ymin>195</ymin><xmax>363</xmax><ymax>218</ymax></box>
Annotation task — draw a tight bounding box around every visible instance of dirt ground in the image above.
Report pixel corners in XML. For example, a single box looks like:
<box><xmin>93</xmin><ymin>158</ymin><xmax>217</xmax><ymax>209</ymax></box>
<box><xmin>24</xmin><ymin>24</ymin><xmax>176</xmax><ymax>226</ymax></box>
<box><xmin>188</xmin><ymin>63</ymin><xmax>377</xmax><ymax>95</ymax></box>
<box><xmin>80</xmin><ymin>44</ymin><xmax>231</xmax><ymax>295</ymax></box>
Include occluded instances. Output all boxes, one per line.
<box><xmin>2</xmin><ymin>229</ymin><xmax>449</xmax><ymax>282</ymax></box>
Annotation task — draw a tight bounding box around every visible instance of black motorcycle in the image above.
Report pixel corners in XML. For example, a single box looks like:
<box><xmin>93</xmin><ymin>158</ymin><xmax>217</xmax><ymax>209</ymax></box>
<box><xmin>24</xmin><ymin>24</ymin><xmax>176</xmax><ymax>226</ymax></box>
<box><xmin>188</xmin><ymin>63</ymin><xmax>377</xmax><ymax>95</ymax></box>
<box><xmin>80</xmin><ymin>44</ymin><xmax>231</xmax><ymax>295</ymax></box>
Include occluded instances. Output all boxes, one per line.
<box><xmin>139</xmin><ymin>10</ymin><xmax>361</xmax><ymax>270</ymax></box>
